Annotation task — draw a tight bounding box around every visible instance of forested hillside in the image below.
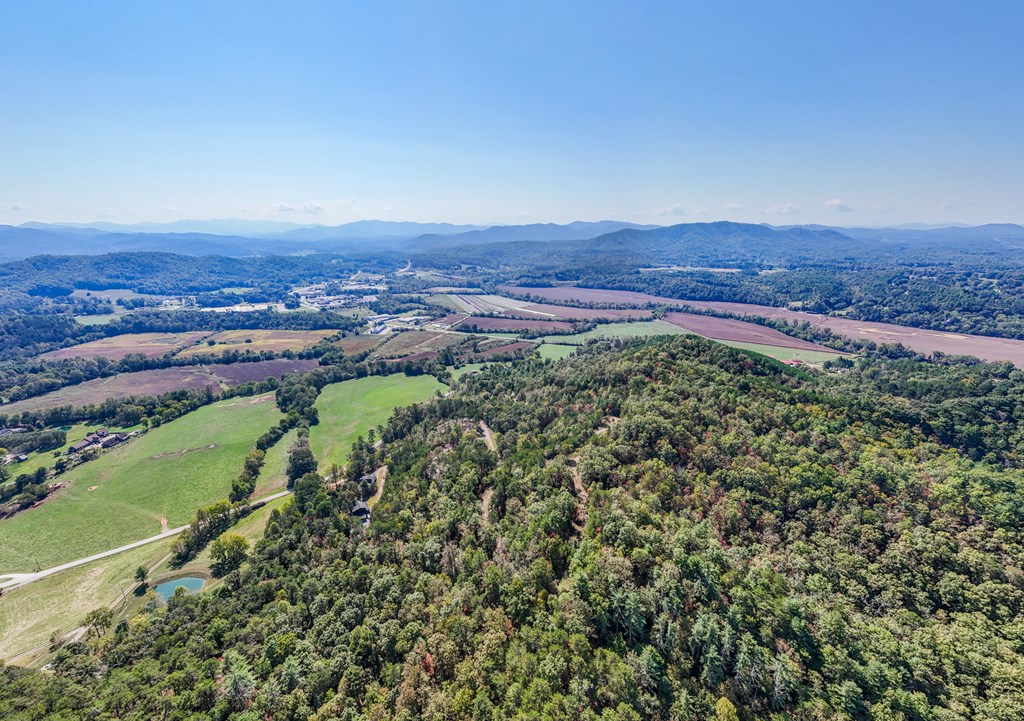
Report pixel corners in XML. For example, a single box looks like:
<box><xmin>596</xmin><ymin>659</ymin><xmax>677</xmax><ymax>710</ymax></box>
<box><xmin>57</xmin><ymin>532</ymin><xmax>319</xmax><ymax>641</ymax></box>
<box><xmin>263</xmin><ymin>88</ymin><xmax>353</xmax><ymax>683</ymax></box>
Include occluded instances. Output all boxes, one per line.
<box><xmin>3</xmin><ymin>337</ymin><xmax>1024</xmax><ymax>720</ymax></box>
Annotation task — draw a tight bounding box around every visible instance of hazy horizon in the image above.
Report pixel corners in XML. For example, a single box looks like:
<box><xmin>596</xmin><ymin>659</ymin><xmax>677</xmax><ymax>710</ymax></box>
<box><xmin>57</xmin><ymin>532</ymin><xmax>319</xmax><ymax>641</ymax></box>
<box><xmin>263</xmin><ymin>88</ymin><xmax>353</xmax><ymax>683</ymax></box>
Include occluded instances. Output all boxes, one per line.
<box><xmin>2</xmin><ymin>2</ymin><xmax>1022</xmax><ymax>227</ymax></box>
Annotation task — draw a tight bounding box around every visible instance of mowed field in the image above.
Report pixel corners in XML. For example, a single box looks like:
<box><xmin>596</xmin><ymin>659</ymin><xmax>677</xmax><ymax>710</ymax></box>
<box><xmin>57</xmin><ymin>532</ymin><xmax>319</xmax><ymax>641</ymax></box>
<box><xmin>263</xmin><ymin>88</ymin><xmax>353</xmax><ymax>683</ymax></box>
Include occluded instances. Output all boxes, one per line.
<box><xmin>42</xmin><ymin>332</ymin><xmax>209</xmax><ymax>361</ymax></box>
<box><xmin>664</xmin><ymin>312</ymin><xmax>834</xmax><ymax>353</ymax></box>
<box><xmin>309</xmin><ymin>375</ymin><xmax>446</xmax><ymax>468</ymax></box>
<box><xmin>335</xmin><ymin>334</ymin><xmax>387</xmax><ymax>356</ymax></box>
<box><xmin>0</xmin><ymin>394</ymin><xmax>283</xmax><ymax>572</ymax></box>
<box><xmin>460</xmin><ymin>316</ymin><xmax>573</xmax><ymax>332</ymax></box>
<box><xmin>681</xmin><ymin>300</ymin><xmax>1024</xmax><ymax>367</ymax></box>
<box><xmin>542</xmin><ymin>320</ymin><xmax>691</xmax><ymax>345</ymax></box>
<box><xmin>432</xmin><ymin>293</ymin><xmax>651</xmax><ymax>321</ymax></box>
<box><xmin>537</xmin><ymin>344</ymin><xmax>577</xmax><ymax>361</ymax></box>
<box><xmin>0</xmin><ymin>538</ymin><xmax>175</xmax><ymax>663</ymax></box>
<box><xmin>1</xmin><ymin>359</ymin><xmax>317</xmax><ymax>414</ymax></box>
<box><xmin>175</xmin><ymin>329</ymin><xmax>336</xmax><ymax>358</ymax></box>
<box><xmin>375</xmin><ymin>330</ymin><xmax>463</xmax><ymax>359</ymax></box>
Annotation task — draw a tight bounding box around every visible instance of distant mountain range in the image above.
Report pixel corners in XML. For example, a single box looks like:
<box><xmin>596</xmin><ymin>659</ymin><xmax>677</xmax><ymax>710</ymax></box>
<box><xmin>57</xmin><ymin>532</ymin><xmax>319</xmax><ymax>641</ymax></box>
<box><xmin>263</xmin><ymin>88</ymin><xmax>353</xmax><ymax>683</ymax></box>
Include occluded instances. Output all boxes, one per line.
<box><xmin>1</xmin><ymin>219</ymin><xmax>1022</xmax><ymax>264</ymax></box>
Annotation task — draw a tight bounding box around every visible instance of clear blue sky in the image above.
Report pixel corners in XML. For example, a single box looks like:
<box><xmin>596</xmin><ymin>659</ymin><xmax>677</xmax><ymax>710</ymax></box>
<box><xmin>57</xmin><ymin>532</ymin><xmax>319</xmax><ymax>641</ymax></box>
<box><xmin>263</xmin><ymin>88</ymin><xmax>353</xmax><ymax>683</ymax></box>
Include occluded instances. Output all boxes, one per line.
<box><xmin>1</xmin><ymin>1</ymin><xmax>1021</xmax><ymax>227</ymax></box>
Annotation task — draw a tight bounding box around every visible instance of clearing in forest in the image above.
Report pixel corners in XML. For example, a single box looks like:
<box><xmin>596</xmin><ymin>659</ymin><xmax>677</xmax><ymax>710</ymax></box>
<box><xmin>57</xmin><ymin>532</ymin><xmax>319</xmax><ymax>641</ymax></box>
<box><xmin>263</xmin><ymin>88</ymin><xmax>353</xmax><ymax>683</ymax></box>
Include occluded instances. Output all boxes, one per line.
<box><xmin>309</xmin><ymin>375</ymin><xmax>446</xmax><ymax>468</ymax></box>
<box><xmin>0</xmin><ymin>393</ymin><xmax>283</xmax><ymax>572</ymax></box>
<box><xmin>41</xmin><ymin>332</ymin><xmax>210</xmax><ymax>361</ymax></box>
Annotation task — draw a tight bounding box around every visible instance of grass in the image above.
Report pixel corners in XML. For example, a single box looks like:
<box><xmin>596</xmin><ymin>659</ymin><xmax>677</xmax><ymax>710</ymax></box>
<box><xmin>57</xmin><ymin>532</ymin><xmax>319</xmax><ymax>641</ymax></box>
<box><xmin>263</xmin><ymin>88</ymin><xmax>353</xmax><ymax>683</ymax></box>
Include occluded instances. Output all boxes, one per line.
<box><xmin>176</xmin><ymin>329</ymin><xmax>337</xmax><ymax>358</ymax></box>
<box><xmin>0</xmin><ymin>537</ymin><xmax>175</xmax><ymax>664</ymax></box>
<box><xmin>73</xmin><ymin>313</ymin><xmax>122</xmax><ymax>326</ymax></box>
<box><xmin>309</xmin><ymin>375</ymin><xmax>447</xmax><ymax>469</ymax></box>
<box><xmin>252</xmin><ymin>428</ymin><xmax>298</xmax><ymax>498</ymax></box>
<box><xmin>719</xmin><ymin>341</ymin><xmax>846</xmax><ymax>364</ymax></box>
<box><xmin>537</xmin><ymin>344</ymin><xmax>577</xmax><ymax>361</ymax></box>
<box><xmin>42</xmin><ymin>332</ymin><xmax>209</xmax><ymax>361</ymax></box>
<box><xmin>0</xmin><ymin>394</ymin><xmax>283</xmax><ymax>572</ymax></box>
<box><xmin>540</xmin><ymin>320</ymin><xmax>692</xmax><ymax>345</ymax></box>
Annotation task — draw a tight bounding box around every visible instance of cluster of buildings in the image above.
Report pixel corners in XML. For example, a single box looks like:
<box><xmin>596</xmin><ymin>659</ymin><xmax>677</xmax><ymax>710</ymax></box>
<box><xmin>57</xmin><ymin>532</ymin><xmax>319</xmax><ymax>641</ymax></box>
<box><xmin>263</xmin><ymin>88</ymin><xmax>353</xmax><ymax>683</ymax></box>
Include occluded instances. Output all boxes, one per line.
<box><xmin>292</xmin><ymin>281</ymin><xmax>382</xmax><ymax>310</ymax></box>
<box><xmin>67</xmin><ymin>428</ymin><xmax>129</xmax><ymax>455</ymax></box>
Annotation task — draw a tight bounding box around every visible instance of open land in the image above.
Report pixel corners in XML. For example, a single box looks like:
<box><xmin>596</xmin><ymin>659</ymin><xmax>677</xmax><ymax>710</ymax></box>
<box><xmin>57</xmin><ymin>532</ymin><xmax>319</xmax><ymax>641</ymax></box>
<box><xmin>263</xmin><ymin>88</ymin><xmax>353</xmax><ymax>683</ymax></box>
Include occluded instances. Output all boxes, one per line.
<box><xmin>433</xmin><ymin>292</ymin><xmax>651</xmax><ymax>321</ymax></box>
<box><xmin>309</xmin><ymin>375</ymin><xmax>446</xmax><ymax>468</ymax></box>
<box><xmin>541</xmin><ymin>320</ymin><xmax>691</xmax><ymax>345</ymax></box>
<box><xmin>537</xmin><ymin>344</ymin><xmax>578</xmax><ymax>361</ymax></box>
<box><xmin>1</xmin><ymin>359</ymin><xmax>317</xmax><ymax>414</ymax></box>
<box><xmin>680</xmin><ymin>300</ymin><xmax>1024</xmax><ymax>367</ymax></box>
<box><xmin>335</xmin><ymin>334</ymin><xmax>387</xmax><ymax>356</ymax></box>
<box><xmin>458</xmin><ymin>316</ymin><xmax>573</xmax><ymax>332</ymax></box>
<box><xmin>375</xmin><ymin>330</ymin><xmax>464</xmax><ymax>359</ymax></box>
<box><xmin>0</xmin><ymin>394</ymin><xmax>282</xmax><ymax>572</ymax></box>
<box><xmin>175</xmin><ymin>329</ymin><xmax>336</xmax><ymax>358</ymax></box>
<box><xmin>41</xmin><ymin>332</ymin><xmax>210</xmax><ymax>361</ymax></box>
<box><xmin>664</xmin><ymin>311</ymin><xmax>835</xmax><ymax>352</ymax></box>
<box><xmin>0</xmin><ymin>537</ymin><xmax>176</xmax><ymax>662</ymax></box>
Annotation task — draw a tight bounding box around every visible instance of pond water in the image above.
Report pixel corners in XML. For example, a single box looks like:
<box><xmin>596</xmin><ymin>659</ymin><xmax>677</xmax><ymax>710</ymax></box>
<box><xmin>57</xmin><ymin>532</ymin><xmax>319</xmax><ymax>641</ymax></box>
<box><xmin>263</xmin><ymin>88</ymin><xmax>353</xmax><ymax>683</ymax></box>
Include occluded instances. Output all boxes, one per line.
<box><xmin>153</xmin><ymin>576</ymin><xmax>205</xmax><ymax>601</ymax></box>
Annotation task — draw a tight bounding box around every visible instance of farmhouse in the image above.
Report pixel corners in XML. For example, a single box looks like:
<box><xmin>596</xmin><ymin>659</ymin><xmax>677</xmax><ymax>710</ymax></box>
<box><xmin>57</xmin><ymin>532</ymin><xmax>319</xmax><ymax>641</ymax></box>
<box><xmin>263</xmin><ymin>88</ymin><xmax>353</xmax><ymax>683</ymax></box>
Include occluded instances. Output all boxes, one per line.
<box><xmin>99</xmin><ymin>433</ymin><xmax>129</xmax><ymax>448</ymax></box>
<box><xmin>0</xmin><ymin>427</ymin><xmax>27</xmax><ymax>438</ymax></box>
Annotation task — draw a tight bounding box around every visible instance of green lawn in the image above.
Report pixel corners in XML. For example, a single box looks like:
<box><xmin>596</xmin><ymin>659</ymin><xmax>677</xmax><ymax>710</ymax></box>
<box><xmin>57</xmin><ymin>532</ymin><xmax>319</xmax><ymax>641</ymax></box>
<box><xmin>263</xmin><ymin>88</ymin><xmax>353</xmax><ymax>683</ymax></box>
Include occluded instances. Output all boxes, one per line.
<box><xmin>73</xmin><ymin>313</ymin><xmax>122</xmax><ymax>326</ymax></box>
<box><xmin>719</xmin><ymin>340</ymin><xmax>847</xmax><ymax>364</ymax></box>
<box><xmin>536</xmin><ymin>344</ymin><xmax>577</xmax><ymax>361</ymax></box>
<box><xmin>309</xmin><ymin>375</ymin><xmax>446</xmax><ymax>469</ymax></box>
<box><xmin>0</xmin><ymin>537</ymin><xmax>175</xmax><ymax>664</ymax></box>
<box><xmin>0</xmin><ymin>394</ymin><xmax>282</xmax><ymax>572</ymax></box>
<box><xmin>540</xmin><ymin>320</ymin><xmax>692</xmax><ymax>345</ymax></box>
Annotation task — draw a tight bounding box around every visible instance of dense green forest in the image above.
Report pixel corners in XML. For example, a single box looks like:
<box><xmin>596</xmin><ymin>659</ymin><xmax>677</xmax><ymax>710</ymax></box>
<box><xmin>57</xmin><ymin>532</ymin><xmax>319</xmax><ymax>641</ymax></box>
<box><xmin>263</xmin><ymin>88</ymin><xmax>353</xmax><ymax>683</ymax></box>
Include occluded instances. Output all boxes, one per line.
<box><xmin>3</xmin><ymin>337</ymin><xmax>1023</xmax><ymax>720</ymax></box>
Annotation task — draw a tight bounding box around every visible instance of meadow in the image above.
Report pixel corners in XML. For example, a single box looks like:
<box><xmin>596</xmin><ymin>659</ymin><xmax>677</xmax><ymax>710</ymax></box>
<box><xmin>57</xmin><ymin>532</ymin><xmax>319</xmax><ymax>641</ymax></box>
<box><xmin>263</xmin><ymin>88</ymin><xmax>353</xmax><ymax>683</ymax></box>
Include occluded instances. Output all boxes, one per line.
<box><xmin>717</xmin><ymin>341</ymin><xmax>845</xmax><ymax>364</ymax></box>
<box><xmin>536</xmin><ymin>344</ymin><xmax>577</xmax><ymax>361</ymax></box>
<box><xmin>42</xmin><ymin>332</ymin><xmax>209</xmax><ymax>361</ymax></box>
<box><xmin>175</xmin><ymin>329</ymin><xmax>336</xmax><ymax>358</ymax></box>
<box><xmin>0</xmin><ymin>538</ymin><xmax>176</xmax><ymax>663</ymax></box>
<box><xmin>0</xmin><ymin>394</ymin><xmax>282</xmax><ymax>572</ymax></box>
<box><xmin>309</xmin><ymin>375</ymin><xmax>446</xmax><ymax>468</ymax></box>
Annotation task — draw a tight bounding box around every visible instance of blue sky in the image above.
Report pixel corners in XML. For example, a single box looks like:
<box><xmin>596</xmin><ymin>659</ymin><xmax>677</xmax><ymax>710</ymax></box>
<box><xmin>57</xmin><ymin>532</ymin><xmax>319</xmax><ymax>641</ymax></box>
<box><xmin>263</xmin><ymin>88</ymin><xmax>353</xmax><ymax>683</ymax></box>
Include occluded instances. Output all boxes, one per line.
<box><xmin>1</xmin><ymin>1</ymin><xmax>1021</xmax><ymax>227</ymax></box>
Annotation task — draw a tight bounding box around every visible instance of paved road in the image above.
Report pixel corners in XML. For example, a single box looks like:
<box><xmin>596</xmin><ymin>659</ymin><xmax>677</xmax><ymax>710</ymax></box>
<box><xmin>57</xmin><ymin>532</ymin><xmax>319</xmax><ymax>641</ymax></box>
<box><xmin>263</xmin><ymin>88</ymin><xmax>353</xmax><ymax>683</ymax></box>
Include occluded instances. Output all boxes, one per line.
<box><xmin>0</xmin><ymin>490</ymin><xmax>291</xmax><ymax>592</ymax></box>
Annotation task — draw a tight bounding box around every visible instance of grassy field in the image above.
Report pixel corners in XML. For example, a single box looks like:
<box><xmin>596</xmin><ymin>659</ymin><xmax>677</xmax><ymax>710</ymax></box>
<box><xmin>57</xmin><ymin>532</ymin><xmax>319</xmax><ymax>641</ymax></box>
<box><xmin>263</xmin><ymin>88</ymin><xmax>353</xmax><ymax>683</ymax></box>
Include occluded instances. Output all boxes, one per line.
<box><xmin>537</xmin><ymin>344</ymin><xmax>577</xmax><ymax>361</ymax></box>
<box><xmin>309</xmin><ymin>375</ymin><xmax>446</xmax><ymax>468</ymax></box>
<box><xmin>73</xmin><ymin>313</ymin><xmax>122</xmax><ymax>326</ymax></box>
<box><xmin>0</xmin><ymin>537</ymin><xmax>175</xmax><ymax>663</ymax></box>
<box><xmin>540</xmin><ymin>320</ymin><xmax>692</xmax><ymax>345</ymax></box>
<box><xmin>176</xmin><ymin>329</ymin><xmax>336</xmax><ymax>358</ymax></box>
<box><xmin>335</xmin><ymin>334</ymin><xmax>387</xmax><ymax>356</ymax></box>
<box><xmin>0</xmin><ymin>394</ymin><xmax>283</xmax><ymax>572</ymax></box>
<box><xmin>719</xmin><ymin>341</ymin><xmax>846</xmax><ymax>364</ymax></box>
<box><xmin>375</xmin><ymin>330</ymin><xmax>463</xmax><ymax>359</ymax></box>
<box><xmin>252</xmin><ymin>428</ymin><xmax>298</xmax><ymax>498</ymax></box>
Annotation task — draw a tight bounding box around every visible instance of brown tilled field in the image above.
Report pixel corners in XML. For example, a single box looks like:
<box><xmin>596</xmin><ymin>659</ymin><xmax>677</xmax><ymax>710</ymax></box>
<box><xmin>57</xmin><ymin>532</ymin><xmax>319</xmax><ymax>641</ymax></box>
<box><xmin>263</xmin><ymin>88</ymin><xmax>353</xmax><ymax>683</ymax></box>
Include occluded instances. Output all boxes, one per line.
<box><xmin>459</xmin><ymin>316</ymin><xmax>573</xmax><ymax>332</ymax></box>
<box><xmin>1</xmin><ymin>359</ymin><xmax>318</xmax><ymax>414</ymax></box>
<box><xmin>681</xmin><ymin>300</ymin><xmax>1024</xmax><ymax>366</ymax></box>
<box><xmin>664</xmin><ymin>312</ymin><xmax>831</xmax><ymax>352</ymax></box>
<box><xmin>175</xmin><ymin>329</ymin><xmax>337</xmax><ymax>358</ymax></box>
<box><xmin>41</xmin><ymin>332</ymin><xmax>210</xmax><ymax>361</ymax></box>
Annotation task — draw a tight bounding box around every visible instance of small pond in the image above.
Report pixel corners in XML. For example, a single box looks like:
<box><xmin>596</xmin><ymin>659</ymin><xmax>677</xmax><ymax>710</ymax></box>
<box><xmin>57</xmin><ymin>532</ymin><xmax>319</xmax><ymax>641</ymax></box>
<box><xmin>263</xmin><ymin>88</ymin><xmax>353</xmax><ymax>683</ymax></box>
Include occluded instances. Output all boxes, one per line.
<box><xmin>153</xmin><ymin>576</ymin><xmax>205</xmax><ymax>601</ymax></box>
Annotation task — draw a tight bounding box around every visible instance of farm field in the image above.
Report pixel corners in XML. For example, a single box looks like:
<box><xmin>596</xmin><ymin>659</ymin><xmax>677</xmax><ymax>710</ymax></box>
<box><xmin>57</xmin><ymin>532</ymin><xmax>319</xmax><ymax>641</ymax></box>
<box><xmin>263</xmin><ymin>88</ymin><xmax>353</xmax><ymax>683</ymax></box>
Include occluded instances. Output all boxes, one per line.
<box><xmin>541</xmin><ymin>320</ymin><xmax>691</xmax><ymax>345</ymax></box>
<box><xmin>680</xmin><ymin>299</ymin><xmax>1024</xmax><ymax>367</ymax></box>
<box><xmin>175</xmin><ymin>329</ymin><xmax>336</xmax><ymax>358</ymax></box>
<box><xmin>70</xmin><ymin>288</ymin><xmax>152</xmax><ymax>301</ymax></box>
<box><xmin>664</xmin><ymin>311</ymin><xmax>833</xmax><ymax>352</ymax></box>
<box><xmin>335</xmin><ymin>333</ymin><xmax>387</xmax><ymax>356</ymax></box>
<box><xmin>309</xmin><ymin>375</ymin><xmax>446</xmax><ymax>468</ymax></box>
<box><xmin>1</xmin><ymin>359</ymin><xmax>317</xmax><ymax>415</ymax></box>
<box><xmin>471</xmin><ymin>340</ymin><xmax>535</xmax><ymax>357</ymax></box>
<box><xmin>537</xmin><ymin>344</ymin><xmax>577</xmax><ymax>361</ymax></box>
<box><xmin>41</xmin><ymin>332</ymin><xmax>209</xmax><ymax>361</ymax></box>
<box><xmin>0</xmin><ymin>538</ymin><xmax>175</xmax><ymax>663</ymax></box>
<box><xmin>375</xmin><ymin>330</ymin><xmax>463</xmax><ymax>359</ymax></box>
<box><xmin>432</xmin><ymin>292</ymin><xmax>651</xmax><ymax>321</ymax></box>
<box><xmin>459</xmin><ymin>316</ymin><xmax>573</xmax><ymax>332</ymax></box>
<box><xmin>0</xmin><ymin>394</ymin><xmax>283</xmax><ymax>572</ymax></box>
<box><xmin>718</xmin><ymin>341</ymin><xmax>846</xmax><ymax>364</ymax></box>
